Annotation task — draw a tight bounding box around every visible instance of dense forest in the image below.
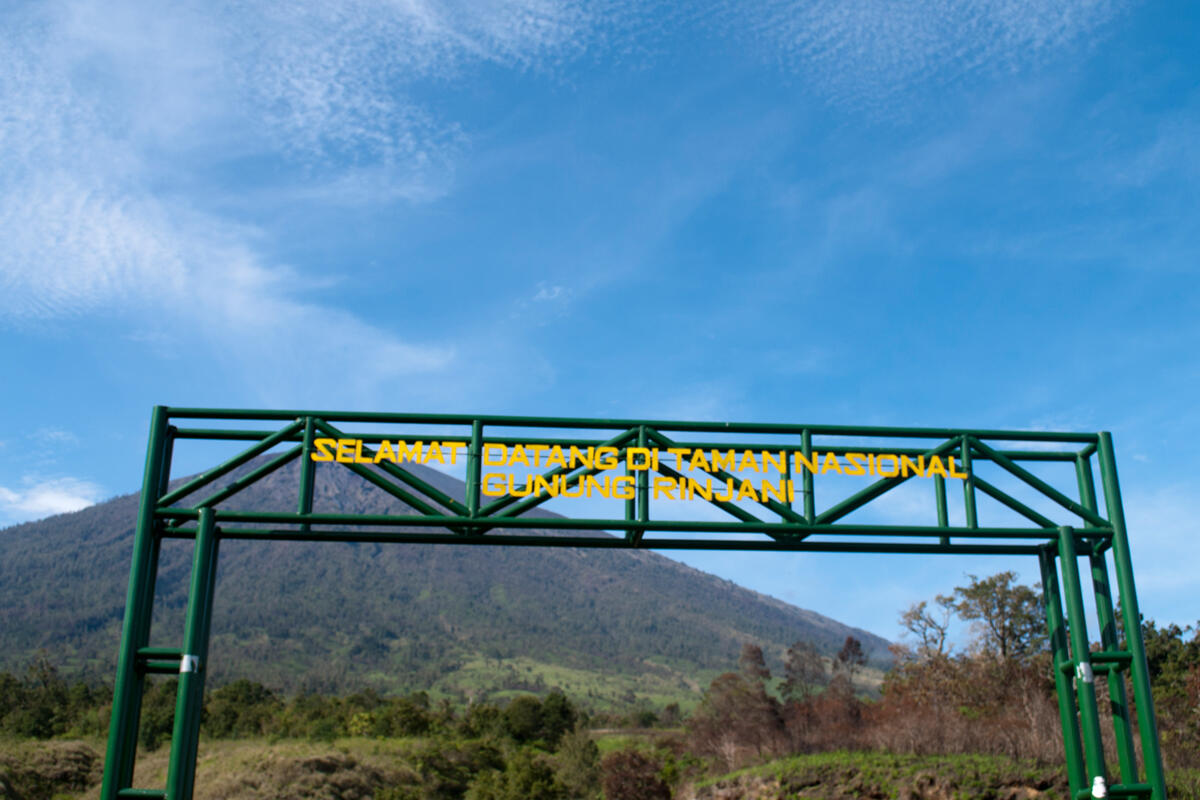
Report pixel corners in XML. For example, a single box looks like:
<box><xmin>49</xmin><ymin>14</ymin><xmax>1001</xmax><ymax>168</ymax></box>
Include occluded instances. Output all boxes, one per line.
<box><xmin>0</xmin><ymin>457</ymin><xmax>888</xmax><ymax>697</ymax></box>
<box><xmin>2</xmin><ymin>572</ymin><xmax>1198</xmax><ymax>799</ymax></box>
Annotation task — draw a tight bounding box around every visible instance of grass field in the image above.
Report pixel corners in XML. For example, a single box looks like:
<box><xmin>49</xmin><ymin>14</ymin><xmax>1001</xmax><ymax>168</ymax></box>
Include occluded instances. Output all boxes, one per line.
<box><xmin>425</xmin><ymin>654</ymin><xmax>717</xmax><ymax>711</ymax></box>
<box><xmin>693</xmin><ymin>751</ymin><xmax>1200</xmax><ymax>800</ymax></box>
<box><xmin>419</xmin><ymin>653</ymin><xmax>884</xmax><ymax>712</ymax></box>
<box><xmin>5</xmin><ymin>736</ymin><xmax>1199</xmax><ymax>799</ymax></box>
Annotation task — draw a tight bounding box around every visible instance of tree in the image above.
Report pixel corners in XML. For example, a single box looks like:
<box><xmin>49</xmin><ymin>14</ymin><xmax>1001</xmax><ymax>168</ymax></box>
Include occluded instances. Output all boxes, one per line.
<box><xmin>555</xmin><ymin>725</ymin><xmax>601</xmax><ymax>798</ymax></box>
<box><xmin>504</xmin><ymin>695</ymin><xmax>545</xmax><ymax>743</ymax></box>
<box><xmin>460</xmin><ymin>701</ymin><xmax>504</xmax><ymax>738</ymax></box>
<box><xmin>1141</xmin><ymin>619</ymin><xmax>1200</xmax><ymax>769</ymax></box>
<box><xmin>539</xmin><ymin>691</ymin><xmax>578</xmax><ymax>747</ymax></box>
<box><xmin>499</xmin><ymin>692</ymin><xmax>578</xmax><ymax>746</ymax></box>
<box><xmin>834</xmin><ymin>636</ymin><xmax>866</xmax><ymax>685</ymax></box>
<box><xmin>0</xmin><ymin>655</ymin><xmax>71</xmax><ymax>739</ymax></box>
<box><xmin>467</xmin><ymin>750</ymin><xmax>566</xmax><ymax>800</ymax></box>
<box><xmin>203</xmin><ymin>679</ymin><xmax>280</xmax><ymax>738</ymax></box>
<box><xmin>738</xmin><ymin>643</ymin><xmax>771</xmax><ymax>682</ymax></box>
<box><xmin>689</xmin><ymin>672</ymin><xmax>786</xmax><ymax>767</ymax></box>
<box><xmin>900</xmin><ymin>595</ymin><xmax>955</xmax><ymax>657</ymax></box>
<box><xmin>953</xmin><ymin>572</ymin><xmax>1046</xmax><ymax>662</ymax></box>
<box><xmin>374</xmin><ymin>694</ymin><xmax>434</xmax><ymax>737</ymax></box>
<box><xmin>139</xmin><ymin>679</ymin><xmax>179</xmax><ymax>750</ymax></box>
<box><xmin>779</xmin><ymin>640</ymin><xmax>824</xmax><ymax>703</ymax></box>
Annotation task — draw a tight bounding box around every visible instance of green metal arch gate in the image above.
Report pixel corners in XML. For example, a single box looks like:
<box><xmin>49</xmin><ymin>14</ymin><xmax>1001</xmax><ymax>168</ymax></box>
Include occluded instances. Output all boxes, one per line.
<box><xmin>101</xmin><ymin>407</ymin><xmax>1168</xmax><ymax>800</ymax></box>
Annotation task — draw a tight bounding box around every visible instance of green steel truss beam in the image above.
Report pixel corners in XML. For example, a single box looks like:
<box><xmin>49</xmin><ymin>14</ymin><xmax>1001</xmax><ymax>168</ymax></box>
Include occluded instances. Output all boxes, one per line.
<box><xmin>644</xmin><ymin>427</ymin><xmax>807</xmax><ymax>529</ymax></box>
<box><xmin>480</xmin><ymin>428</ymin><xmax>638</xmax><ymax>518</ymax></box>
<box><xmin>155</xmin><ymin>412</ymin><xmax>1104</xmax><ymax>545</ymax></box>
<box><xmin>100</xmin><ymin>407</ymin><xmax>1169</xmax><ymax>800</ymax></box>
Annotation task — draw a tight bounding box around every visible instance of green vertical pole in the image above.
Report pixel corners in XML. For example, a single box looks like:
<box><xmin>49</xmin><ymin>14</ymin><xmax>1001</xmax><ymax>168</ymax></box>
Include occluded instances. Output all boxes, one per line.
<box><xmin>1075</xmin><ymin>454</ymin><xmax>1098</xmax><ymax>518</ymax></box>
<box><xmin>961</xmin><ymin>436</ymin><xmax>977</xmax><ymax>528</ymax></box>
<box><xmin>1091</xmin><ymin>552</ymin><xmax>1138</xmax><ymax>784</ymax></box>
<box><xmin>1058</xmin><ymin>526</ymin><xmax>1108</xmax><ymax>795</ymax></box>
<box><xmin>801</xmin><ymin>430</ymin><xmax>814</xmax><ymax>523</ymax></box>
<box><xmin>165</xmin><ymin>507</ymin><xmax>220</xmax><ymax>800</ymax></box>
<box><xmin>634</xmin><ymin>427</ymin><xmax>648</xmax><ymax>544</ymax></box>
<box><xmin>1077</xmin><ymin>455</ymin><xmax>1137</xmax><ymax>785</ymax></box>
<box><xmin>1040</xmin><ymin>547</ymin><xmax>1085</xmax><ymax>797</ymax></box>
<box><xmin>101</xmin><ymin>406</ymin><xmax>170</xmax><ymax>800</ymax></box>
<box><xmin>1097</xmin><ymin>433</ymin><xmax>1167</xmax><ymax>800</ymax></box>
<box><xmin>782</xmin><ymin>449</ymin><xmax>793</xmax><ymax>512</ymax></box>
<box><xmin>298</xmin><ymin>417</ymin><xmax>315</xmax><ymax>531</ymax></box>
<box><xmin>158</xmin><ymin>427</ymin><xmax>175</xmax><ymax>496</ymax></box>
<box><xmin>466</xmin><ymin>420</ymin><xmax>482</xmax><ymax>517</ymax></box>
<box><xmin>623</xmin><ymin>443</ymin><xmax>635</xmax><ymax>537</ymax></box>
<box><xmin>934</xmin><ymin>474</ymin><xmax>948</xmax><ymax>543</ymax></box>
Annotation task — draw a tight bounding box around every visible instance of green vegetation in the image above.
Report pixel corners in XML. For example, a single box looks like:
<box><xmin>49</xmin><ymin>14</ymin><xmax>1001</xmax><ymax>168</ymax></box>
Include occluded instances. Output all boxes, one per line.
<box><xmin>0</xmin><ymin>656</ymin><xmax>110</xmax><ymax>740</ymax></box>
<box><xmin>696</xmin><ymin>752</ymin><xmax>1200</xmax><ymax>800</ymax></box>
<box><xmin>5</xmin><ymin>605</ymin><xmax>1198</xmax><ymax>798</ymax></box>
<box><xmin>5</xmin><ymin>737</ymin><xmax>1200</xmax><ymax>800</ymax></box>
<box><xmin>693</xmin><ymin>751</ymin><xmax>1068</xmax><ymax>798</ymax></box>
<box><xmin>2</xmin><ymin>690</ymin><xmax>606</xmax><ymax>800</ymax></box>
<box><xmin>0</xmin><ymin>740</ymin><xmax>102</xmax><ymax>800</ymax></box>
<box><xmin>424</xmin><ymin>655</ymin><xmax>718</xmax><ymax>712</ymax></box>
<box><xmin>0</xmin><ymin>458</ymin><xmax>888</xmax><ymax>697</ymax></box>
<box><xmin>3</xmin><ymin>414</ymin><xmax>1192</xmax><ymax>800</ymax></box>
<box><xmin>3</xmin><ymin>504</ymin><xmax>1198</xmax><ymax>800</ymax></box>
<box><xmin>1143</xmin><ymin>618</ymin><xmax>1200</xmax><ymax>768</ymax></box>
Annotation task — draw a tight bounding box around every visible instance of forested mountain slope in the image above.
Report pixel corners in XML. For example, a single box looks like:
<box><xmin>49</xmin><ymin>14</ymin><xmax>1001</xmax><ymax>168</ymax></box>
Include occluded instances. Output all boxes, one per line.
<box><xmin>0</xmin><ymin>457</ymin><xmax>889</xmax><ymax>701</ymax></box>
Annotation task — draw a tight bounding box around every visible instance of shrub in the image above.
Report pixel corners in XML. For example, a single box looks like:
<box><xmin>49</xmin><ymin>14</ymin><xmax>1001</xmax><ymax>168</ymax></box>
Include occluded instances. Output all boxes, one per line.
<box><xmin>467</xmin><ymin>749</ymin><xmax>566</xmax><ymax>800</ymax></box>
<box><xmin>600</xmin><ymin>750</ymin><xmax>670</xmax><ymax>800</ymax></box>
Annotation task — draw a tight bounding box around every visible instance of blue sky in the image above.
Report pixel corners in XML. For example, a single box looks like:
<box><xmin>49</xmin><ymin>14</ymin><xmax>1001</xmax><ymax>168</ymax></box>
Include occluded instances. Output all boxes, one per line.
<box><xmin>1</xmin><ymin>0</ymin><xmax>1197</xmax><ymax>646</ymax></box>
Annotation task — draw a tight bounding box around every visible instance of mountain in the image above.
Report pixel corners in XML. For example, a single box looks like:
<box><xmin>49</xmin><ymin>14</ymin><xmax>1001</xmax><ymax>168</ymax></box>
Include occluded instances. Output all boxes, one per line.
<box><xmin>0</xmin><ymin>457</ymin><xmax>890</xmax><ymax>705</ymax></box>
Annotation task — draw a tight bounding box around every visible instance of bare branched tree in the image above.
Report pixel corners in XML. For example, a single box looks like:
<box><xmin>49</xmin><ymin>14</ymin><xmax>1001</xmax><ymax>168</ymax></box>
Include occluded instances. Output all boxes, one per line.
<box><xmin>834</xmin><ymin>636</ymin><xmax>866</xmax><ymax>685</ymax></box>
<box><xmin>900</xmin><ymin>594</ymin><xmax>955</xmax><ymax>658</ymax></box>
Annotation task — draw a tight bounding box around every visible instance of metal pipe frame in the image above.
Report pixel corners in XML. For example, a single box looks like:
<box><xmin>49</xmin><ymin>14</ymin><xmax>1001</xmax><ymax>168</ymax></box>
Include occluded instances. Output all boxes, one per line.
<box><xmin>98</xmin><ymin>407</ymin><xmax>1168</xmax><ymax>800</ymax></box>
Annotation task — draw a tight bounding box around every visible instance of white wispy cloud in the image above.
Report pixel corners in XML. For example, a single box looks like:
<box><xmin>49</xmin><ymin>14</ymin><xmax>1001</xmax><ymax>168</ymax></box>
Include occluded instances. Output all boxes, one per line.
<box><xmin>30</xmin><ymin>0</ymin><xmax>607</xmax><ymax>174</ymax></box>
<box><xmin>35</xmin><ymin>428</ymin><xmax>79</xmax><ymax>446</ymax></box>
<box><xmin>0</xmin><ymin>0</ymin><xmax>1135</xmax><ymax>409</ymax></box>
<box><xmin>0</xmin><ymin>477</ymin><xmax>105</xmax><ymax>524</ymax></box>
<box><xmin>0</xmin><ymin>0</ymin><xmax>619</xmax><ymax>400</ymax></box>
<box><xmin>731</xmin><ymin>0</ymin><xmax>1126</xmax><ymax>109</ymax></box>
<box><xmin>532</xmin><ymin>284</ymin><xmax>571</xmax><ymax>303</ymax></box>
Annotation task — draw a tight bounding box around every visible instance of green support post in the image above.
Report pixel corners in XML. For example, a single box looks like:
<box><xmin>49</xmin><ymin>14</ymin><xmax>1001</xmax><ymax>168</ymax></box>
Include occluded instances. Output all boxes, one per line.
<box><xmin>1090</xmin><ymin>551</ymin><xmax>1139</xmax><ymax>784</ymax></box>
<box><xmin>801</xmin><ymin>429</ymin><xmax>814</xmax><ymax>523</ymax></box>
<box><xmin>961</xmin><ymin>436</ymin><xmax>977</xmax><ymax>528</ymax></box>
<box><xmin>623</xmin><ymin>449</ymin><xmax>635</xmax><ymax>538</ymax></box>
<box><xmin>934</xmin><ymin>474</ymin><xmax>948</xmax><ymax>542</ymax></box>
<box><xmin>633</xmin><ymin>426</ymin><xmax>648</xmax><ymax>545</ymax></box>
<box><xmin>466</xmin><ymin>420</ymin><xmax>483</xmax><ymax>531</ymax></box>
<box><xmin>101</xmin><ymin>406</ymin><xmax>170</xmax><ymax>800</ymax></box>
<box><xmin>165</xmin><ymin>508</ymin><xmax>220</xmax><ymax>800</ymax></box>
<box><xmin>1057</xmin><ymin>526</ymin><xmax>1108</xmax><ymax>797</ymax></box>
<box><xmin>1098</xmin><ymin>433</ymin><xmax>1167</xmax><ymax>800</ymax></box>
<box><xmin>1040</xmin><ymin>548</ymin><xmax>1086</xmax><ymax>796</ymax></box>
<box><xmin>157</xmin><ymin>428</ymin><xmax>175</xmax><ymax>496</ymax></box>
<box><xmin>782</xmin><ymin>450</ymin><xmax>792</xmax><ymax>512</ymax></box>
<box><xmin>298</xmin><ymin>417</ymin><xmax>316</xmax><ymax>531</ymax></box>
<box><xmin>1077</xmin><ymin>454</ymin><xmax>1138</xmax><ymax>785</ymax></box>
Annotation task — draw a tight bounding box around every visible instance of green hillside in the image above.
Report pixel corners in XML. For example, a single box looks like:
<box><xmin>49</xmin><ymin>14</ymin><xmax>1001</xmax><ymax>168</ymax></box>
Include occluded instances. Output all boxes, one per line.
<box><xmin>0</xmin><ymin>457</ymin><xmax>889</xmax><ymax>704</ymax></box>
